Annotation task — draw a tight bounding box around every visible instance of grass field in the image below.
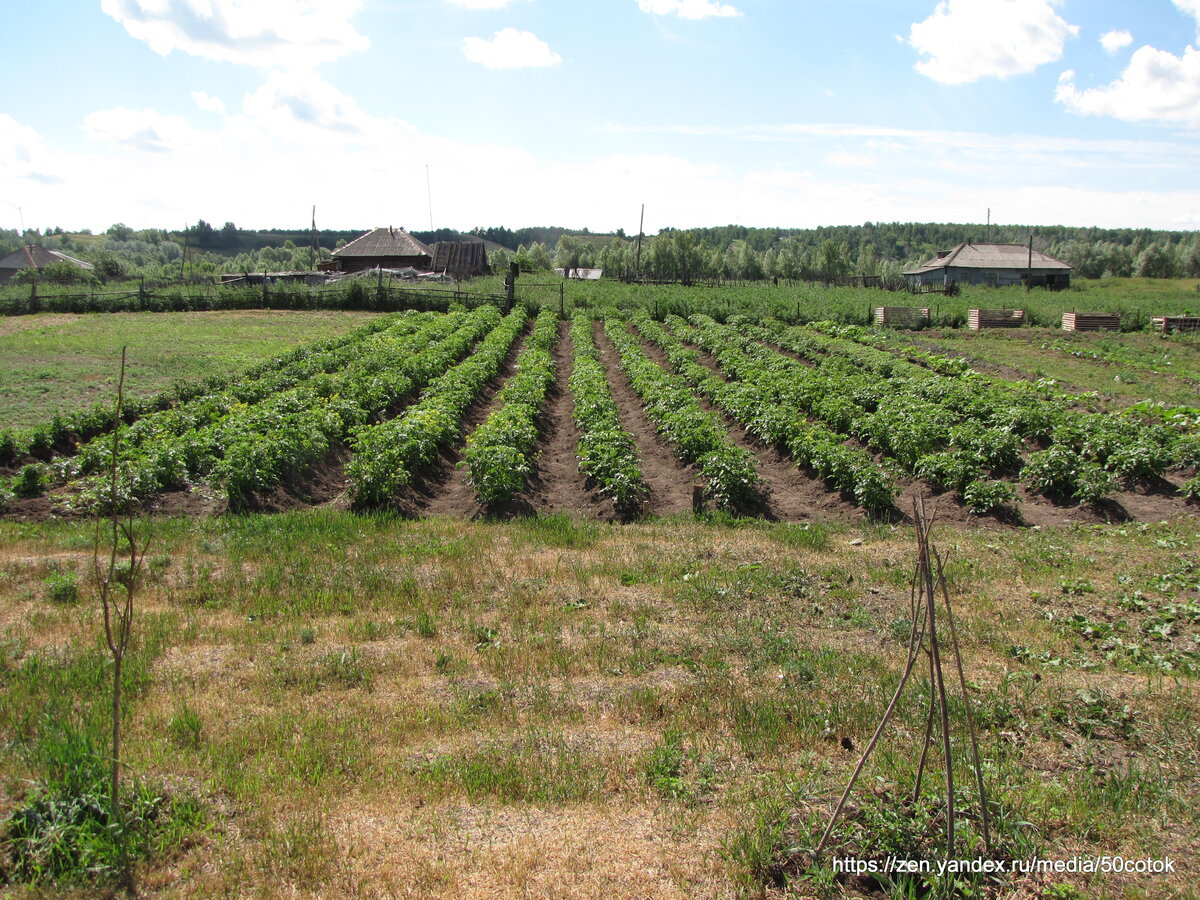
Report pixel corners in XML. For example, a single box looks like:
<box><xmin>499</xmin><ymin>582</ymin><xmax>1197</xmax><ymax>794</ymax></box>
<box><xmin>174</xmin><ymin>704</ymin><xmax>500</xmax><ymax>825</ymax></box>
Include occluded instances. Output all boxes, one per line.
<box><xmin>0</xmin><ymin>310</ymin><xmax>376</xmax><ymax>429</ymax></box>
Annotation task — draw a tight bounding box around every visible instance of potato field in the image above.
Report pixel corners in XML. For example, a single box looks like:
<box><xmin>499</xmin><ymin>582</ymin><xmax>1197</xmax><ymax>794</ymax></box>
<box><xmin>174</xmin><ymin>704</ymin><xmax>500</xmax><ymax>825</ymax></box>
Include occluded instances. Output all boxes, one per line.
<box><xmin>2</xmin><ymin>303</ymin><xmax>1196</xmax><ymax>526</ymax></box>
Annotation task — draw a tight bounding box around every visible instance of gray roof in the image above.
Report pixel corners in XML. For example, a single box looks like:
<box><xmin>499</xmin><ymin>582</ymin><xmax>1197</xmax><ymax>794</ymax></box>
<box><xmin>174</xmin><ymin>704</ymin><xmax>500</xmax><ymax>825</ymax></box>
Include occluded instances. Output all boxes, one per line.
<box><xmin>332</xmin><ymin>227</ymin><xmax>432</xmax><ymax>259</ymax></box>
<box><xmin>0</xmin><ymin>245</ymin><xmax>95</xmax><ymax>271</ymax></box>
<box><xmin>903</xmin><ymin>242</ymin><xmax>1071</xmax><ymax>276</ymax></box>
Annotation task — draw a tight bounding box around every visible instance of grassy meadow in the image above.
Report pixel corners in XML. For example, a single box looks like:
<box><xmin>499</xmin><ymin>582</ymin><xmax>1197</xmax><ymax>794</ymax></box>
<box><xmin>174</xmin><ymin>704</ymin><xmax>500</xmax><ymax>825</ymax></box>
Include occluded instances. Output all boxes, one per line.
<box><xmin>1</xmin><ymin>512</ymin><xmax>1198</xmax><ymax>897</ymax></box>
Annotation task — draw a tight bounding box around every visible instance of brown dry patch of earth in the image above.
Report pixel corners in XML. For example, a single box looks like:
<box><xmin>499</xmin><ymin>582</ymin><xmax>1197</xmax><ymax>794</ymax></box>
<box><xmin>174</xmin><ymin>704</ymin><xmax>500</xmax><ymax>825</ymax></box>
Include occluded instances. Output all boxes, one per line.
<box><xmin>326</xmin><ymin>799</ymin><xmax>732</xmax><ymax>900</ymax></box>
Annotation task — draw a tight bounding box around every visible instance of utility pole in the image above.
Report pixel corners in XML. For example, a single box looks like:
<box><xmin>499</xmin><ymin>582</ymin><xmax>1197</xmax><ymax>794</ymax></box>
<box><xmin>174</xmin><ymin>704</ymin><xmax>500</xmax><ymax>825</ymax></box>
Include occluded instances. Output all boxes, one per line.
<box><xmin>986</xmin><ymin>208</ymin><xmax>990</xmax><ymax>242</ymax></box>
<box><xmin>635</xmin><ymin>203</ymin><xmax>645</xmax><ymax>282</ymax></box>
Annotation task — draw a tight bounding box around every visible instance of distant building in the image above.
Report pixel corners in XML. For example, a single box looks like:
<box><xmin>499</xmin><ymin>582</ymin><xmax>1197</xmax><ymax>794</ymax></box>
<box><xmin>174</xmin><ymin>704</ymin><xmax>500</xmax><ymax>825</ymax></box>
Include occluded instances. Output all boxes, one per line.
<box><xmin>554</xmin><ymin>267</ymin><xmax>603</xmax><ymax>280</ymax></box>
<box><xmin>430</xmin><ymin>241</ymin><xmax>490</xmax><ymax>279</ymax></box>
<box><xmin>330</xmin><ymin>227</ymin><xmax>433</xmax><ymax>274</ymax></box>
<box><xmin>903</xmin><ymin>242</ymin><xmax>1071</xmax><ymax>289</ymax></box>
<box><xmin>0</xmin><ymin>245</ymin><xmax>95</xmax><ymax>283</ymax></box>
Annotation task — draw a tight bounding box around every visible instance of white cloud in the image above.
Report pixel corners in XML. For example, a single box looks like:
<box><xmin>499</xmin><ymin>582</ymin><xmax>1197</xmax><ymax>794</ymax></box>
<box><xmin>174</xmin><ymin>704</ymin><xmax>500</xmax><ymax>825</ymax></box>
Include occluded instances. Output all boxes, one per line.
<box><xmin>191</xmin><ymin>91</ymin><xmax>226</xmax><ymax>115</ymax></box>
<box><xmin>1175</xmin><ymin>0</ymin><xmax>1200</xmax><ymax>39</ymax></box>
<box><xmin>241</xmin><ymin>70</ymin><xmax>372</xmax><ymax>137</ymax></box>
<box><xmin>100</xmin><ymin>0</ymin><xmax>369</xmax><ymax>68</ymax></box>
<box><xmin>462</xmin><ymin>28</ymin><xmax>561</xmax><ymax>69</ymax></box>
<box><xmin>1099</xmin><ymin>29</ymin><xmax>1133</xmax><ymax>55</ymax></box>
<box><xmin>0</xmin><ymin>114</ymin><xmax>64</xmax><ymax>187</ymax></box>
<box><xmin>83</xmin><ymin>108</ymin><xmax>200</xmax><ymax>154</ymax></box>
<box><xmin>908</xmin><ymin>0</ymin><xmax>1078</xmax><ymax>84</ymax></box>
<box><xmin>444</xmin><ymin>0</ymin><xmax>522</xmax><ymax>7</ymax></box>
<box><xmin>1057</xmin><ymin>45</ymin><xmax>1200</xmax><ymax>126</ymax></box>
<box><xmin>636</xmin><ymin>0</ymin><xmax>740</xmax><ymax>20</ymax></box>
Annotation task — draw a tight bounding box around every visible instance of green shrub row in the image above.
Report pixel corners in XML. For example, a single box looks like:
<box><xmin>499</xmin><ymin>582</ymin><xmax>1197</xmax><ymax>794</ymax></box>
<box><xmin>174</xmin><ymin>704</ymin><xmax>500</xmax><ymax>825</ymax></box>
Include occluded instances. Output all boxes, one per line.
<box><xmin>603</xmin><ymin>312</ymin><xmax>761</xmax><ymax>512</ymax></box>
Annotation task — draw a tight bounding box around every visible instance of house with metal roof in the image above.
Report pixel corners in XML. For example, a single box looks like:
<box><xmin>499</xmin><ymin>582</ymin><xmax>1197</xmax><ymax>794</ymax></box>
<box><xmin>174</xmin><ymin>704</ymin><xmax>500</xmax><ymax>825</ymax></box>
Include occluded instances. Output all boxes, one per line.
<box><xmin>0</xmin><ymin>245</ymin><xmax>95</xmax><ymax>283</ymax></box>
<box><xmin>330</xmin><ymin>227</ymin><xmax>433</xmax><ymax>274</ymax></box>
<box><xmin>903</xmin><ymin>242</ymin><xmax>1071</xmax><ymax>289</ymax></box>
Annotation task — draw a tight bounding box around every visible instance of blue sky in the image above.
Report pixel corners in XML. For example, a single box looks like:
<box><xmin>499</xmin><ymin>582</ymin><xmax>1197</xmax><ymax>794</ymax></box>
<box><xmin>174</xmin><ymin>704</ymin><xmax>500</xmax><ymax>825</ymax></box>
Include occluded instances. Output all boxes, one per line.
<box><xmin>3</xmin><ymin>0</ymin><xmax>1199</xmax><ymax>235</ymax></box>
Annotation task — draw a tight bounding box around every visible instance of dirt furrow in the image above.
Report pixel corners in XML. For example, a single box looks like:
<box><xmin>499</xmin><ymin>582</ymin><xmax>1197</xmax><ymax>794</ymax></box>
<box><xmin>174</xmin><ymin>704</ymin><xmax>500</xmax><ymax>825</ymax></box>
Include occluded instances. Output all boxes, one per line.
<box><xmin>592</xmin><ymin>321</ymin><xmax>699</xmax><ymax>517</ymax></box>
<box><xmin>397</xmin><ymin>323</ymin><xmax>532</xmax><ymax>520</ymax></box>
<box><xmin>516</xmin><ymin>320</ymin><xmax>615</xmax><ymax>520</ymax></box>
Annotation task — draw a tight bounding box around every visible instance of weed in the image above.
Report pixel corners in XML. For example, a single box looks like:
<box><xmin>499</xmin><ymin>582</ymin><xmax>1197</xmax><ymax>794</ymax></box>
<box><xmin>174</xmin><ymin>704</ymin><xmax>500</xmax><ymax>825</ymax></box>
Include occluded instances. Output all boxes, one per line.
<box><xmin>41</xmin><ymin>571</ymin><xmax>79</xmax><ymax>605</ymax></box>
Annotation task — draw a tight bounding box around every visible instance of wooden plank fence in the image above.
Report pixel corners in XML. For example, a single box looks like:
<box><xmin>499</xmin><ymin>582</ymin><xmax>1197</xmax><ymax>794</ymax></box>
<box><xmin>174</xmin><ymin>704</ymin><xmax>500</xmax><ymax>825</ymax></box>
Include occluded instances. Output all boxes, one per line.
<box><xmin>968</xmin><ymin>308</ymin><xmax>1025</xmax><ymax>330</ymax></box>
<box><xmin>875</xmin><ymin>306</ymin><xmax>930</xmax><ymax>327</ymax></box>
<box><xmin>1062</xmin><ymin>312</ymin><xmax>1121</xmax><ymax>332</ymax></box>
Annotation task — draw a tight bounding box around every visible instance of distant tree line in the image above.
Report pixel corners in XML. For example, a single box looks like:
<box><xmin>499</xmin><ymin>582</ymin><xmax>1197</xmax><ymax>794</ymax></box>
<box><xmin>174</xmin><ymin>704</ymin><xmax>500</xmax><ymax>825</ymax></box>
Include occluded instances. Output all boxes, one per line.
<box><xmin>3</xmin><ymin>220</ymin><xmax>1199</xmax><ymax>286</ymax></box>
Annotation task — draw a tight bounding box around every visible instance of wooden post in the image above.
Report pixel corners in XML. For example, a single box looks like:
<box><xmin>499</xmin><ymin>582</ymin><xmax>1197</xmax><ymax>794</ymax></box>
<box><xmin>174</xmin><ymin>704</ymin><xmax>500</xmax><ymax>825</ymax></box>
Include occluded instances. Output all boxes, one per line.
<box><xmin>559</xmin><ymin>281</ymin><xmax>565</xmax><ymax>317</ymax></box>
<box><xmin>692</xmin><ymin>485</ymin><xmax>704</xmax><ymax>513</ymax></box>
<box><xmin>504</xmin><ymin>262</ymin><xmax>518</xmax><ymax>311</ymax></box>
<box><xmin>262</xmin><ymin>275</ymin><xmax>269</xmax><ymax>307</ymax></box>
<box><xmin>30</xmin><ymin>278</ymin><xmax>38</xmax><ymax>314</ymax></box>
<box><xmin>138</xmin><ymin>277</ymin><xmax>145</xmax><ymax>308</ymax></box>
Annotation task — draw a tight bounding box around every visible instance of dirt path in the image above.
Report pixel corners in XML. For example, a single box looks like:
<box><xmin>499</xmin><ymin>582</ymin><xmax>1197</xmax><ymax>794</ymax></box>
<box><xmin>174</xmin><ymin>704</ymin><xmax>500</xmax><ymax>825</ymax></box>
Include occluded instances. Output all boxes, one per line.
<box><xmin>592</xmin><ymin>322</ymin><xmax>699</xmax><ymax>517</ymax></box>
<box><xmin>517</xmin><ymin>321</ymin><xmax>615</xmax><ymax>520</ymax></box>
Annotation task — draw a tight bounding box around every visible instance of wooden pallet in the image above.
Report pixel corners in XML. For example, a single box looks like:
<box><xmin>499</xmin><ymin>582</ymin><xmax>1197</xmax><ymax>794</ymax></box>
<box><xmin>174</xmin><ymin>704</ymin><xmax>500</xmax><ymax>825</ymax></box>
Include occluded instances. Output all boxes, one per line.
<box><xmin>1151</xmin><ymin>316</ymin><xmax>1200</xmax><ymax>334</ymax></box>
<box><xmin>1062</xmin><ymin>312</ymin><xmax>1120</xmax><ymax>332</ymax></box>
<box><xmin>874</xmin><ymin>306</ymin><xmax>930</xmax><ymax>327</ymax></box>
<box><xmin>968</xmin><ymin>308</ymin><xmax>1025</xmax><ymax>330</ymax></box>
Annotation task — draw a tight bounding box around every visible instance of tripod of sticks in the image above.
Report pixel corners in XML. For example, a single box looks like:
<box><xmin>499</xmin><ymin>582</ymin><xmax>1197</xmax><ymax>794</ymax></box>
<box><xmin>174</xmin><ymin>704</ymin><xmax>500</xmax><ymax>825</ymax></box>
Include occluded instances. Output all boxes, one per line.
<box><xmin>814</xmin><ymin>498</ymin><xmax>992</xmax><ymax>862</ymax></box>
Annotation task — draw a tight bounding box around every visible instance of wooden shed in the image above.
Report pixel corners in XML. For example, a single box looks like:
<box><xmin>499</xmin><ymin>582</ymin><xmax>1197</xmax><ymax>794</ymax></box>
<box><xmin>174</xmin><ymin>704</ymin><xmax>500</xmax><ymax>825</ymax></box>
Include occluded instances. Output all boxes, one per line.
<box><xmin>0</xmin><ymin>245</ymin><xmax>95</xmax><ymax>283</ymax></box>
<box><xmin>904</xmin><ymin>242</ymin><xmax>1071</xmax><ymax>289</ymax></box>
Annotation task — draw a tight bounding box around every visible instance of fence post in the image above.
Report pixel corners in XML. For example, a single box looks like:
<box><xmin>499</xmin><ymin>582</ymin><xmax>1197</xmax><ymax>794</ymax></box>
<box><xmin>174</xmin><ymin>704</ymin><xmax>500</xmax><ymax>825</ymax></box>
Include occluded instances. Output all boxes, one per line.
<box><xmin>560</xmin><ymin>282</ymin><xmax>565</xmax><ymax>318</ymax></box>
<box><xmin>30</xmin><ymin>278</ymin><xmax>39</xmax><ymax>314</ymax></box>
<box><xmin>138</xmin><ymin>277</ymin><xmax>146</xmax><ymax>308</ymax></box>
<box><xmin>262</xmin><ymin>277</ymin><xmax>269</xmax><ymax>308</ymax></box>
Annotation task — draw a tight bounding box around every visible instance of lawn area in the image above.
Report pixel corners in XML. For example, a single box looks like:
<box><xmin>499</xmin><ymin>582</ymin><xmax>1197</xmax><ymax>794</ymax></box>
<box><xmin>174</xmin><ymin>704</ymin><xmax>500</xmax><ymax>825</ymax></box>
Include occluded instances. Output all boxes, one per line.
<box><xmin>1</xmin><ymin>511</ymin><xmax>1197</xmax><ymax>897</ymax></box>
<box><xmin>0</xmin><ymin>310</ymin><xmax>378</xmax><ymax>429</ymax></box>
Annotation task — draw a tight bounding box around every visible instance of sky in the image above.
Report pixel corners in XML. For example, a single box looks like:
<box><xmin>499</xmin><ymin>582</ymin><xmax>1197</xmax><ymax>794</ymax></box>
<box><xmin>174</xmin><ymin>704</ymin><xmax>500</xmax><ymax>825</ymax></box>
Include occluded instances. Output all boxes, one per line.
<box><xmin>3</xmin><ymin>0</ymin><xmax>1200</xmax><ymax>236</ymax></box>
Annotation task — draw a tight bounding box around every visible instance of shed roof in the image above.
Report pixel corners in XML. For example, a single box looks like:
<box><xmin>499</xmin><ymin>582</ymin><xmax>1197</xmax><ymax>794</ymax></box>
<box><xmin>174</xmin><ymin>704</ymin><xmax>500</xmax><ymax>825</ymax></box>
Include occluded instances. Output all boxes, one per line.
<box><xmin>332</xmin><ymin>227</ymin><xmax>432</xmax><ymax>259</ymax></box>
<box><xmin>903</xmin><ymin>242</ymin><xmax>1071</xmax><ymax>276</ymax></box>
<box><xmin>0</xmin><ymin>245</ymin><xmax>95</xmax><ymax>271</ymax></box>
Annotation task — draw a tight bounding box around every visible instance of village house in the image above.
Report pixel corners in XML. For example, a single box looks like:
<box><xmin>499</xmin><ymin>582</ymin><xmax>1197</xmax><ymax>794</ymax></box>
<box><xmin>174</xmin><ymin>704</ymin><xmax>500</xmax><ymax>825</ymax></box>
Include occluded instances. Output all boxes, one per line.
<box><xmin>329</xmin><ymin>227</ymin><xmax>433</xmax><ymax>274</ymax></box>
<box><xmin>903</xmin><ymin>242</ymin><xmax>1072</xmax><ymax>289</ymax></box>
<box><xmin>0</xmin><ymin>245</ymin><xmax>95</xmax><ymax>283</ymax></box>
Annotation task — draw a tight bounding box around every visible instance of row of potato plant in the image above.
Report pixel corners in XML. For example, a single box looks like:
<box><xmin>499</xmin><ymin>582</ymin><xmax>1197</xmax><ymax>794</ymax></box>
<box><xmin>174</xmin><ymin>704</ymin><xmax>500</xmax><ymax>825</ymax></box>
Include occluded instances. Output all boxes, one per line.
<box><xmin>65</xmin><ymin>311</ymin><xmax>433</xmax><ymax>477</ymax></box>
<box><xmin>650</xmin><ymin>314</ymin><xmax>900</xmax><ymax>514</ymax></box>
<box><xmin>347</xmin><ymin>306</ymin><xmax>527</xmax><ymax>507</ymax></box>
<box><xmin>750</xmin><ymin>318</ymin><xmax>1186</xmax><ymax>505</ymax></box>
<box><xmin>567</xmin><ymin>314</ymin><xmax>648</xmax><ymax>517</ymax></box>
<box><xmin>0</xmin><ymin>314</ymin><xmax>406</xmax><ymax>467</ymax></box>
<box><xmin>465</xmin><ymin>308</ymin><xmax>560</xmax><ymax>506</ymax></box>
<box><xmin>601</xmin><ymin>311</ymin><xmax>762</xmax><ymax>511</ymax></box>
<box><xmin>68</xmin><ymin>307</ymin><xmax>498</xmax><ymax>508</ymax></box>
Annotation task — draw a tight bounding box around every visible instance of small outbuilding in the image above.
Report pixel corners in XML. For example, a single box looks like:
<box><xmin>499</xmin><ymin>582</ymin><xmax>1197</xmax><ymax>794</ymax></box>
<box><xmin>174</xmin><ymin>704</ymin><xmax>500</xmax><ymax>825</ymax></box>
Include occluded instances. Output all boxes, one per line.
<box><xmin>904</xmin><ymin>242</ymin><xmax>1071</xmax><ymax>289</ymax></box>
<box><xmin>0</xmin><ymin>245</ymin><xmax>95</xmax><ymax>283</ymax></box>
<box><xmin>330</xmin><ymin>227</ymin><xmax>433</xmax><ymax>274</ymax></box>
